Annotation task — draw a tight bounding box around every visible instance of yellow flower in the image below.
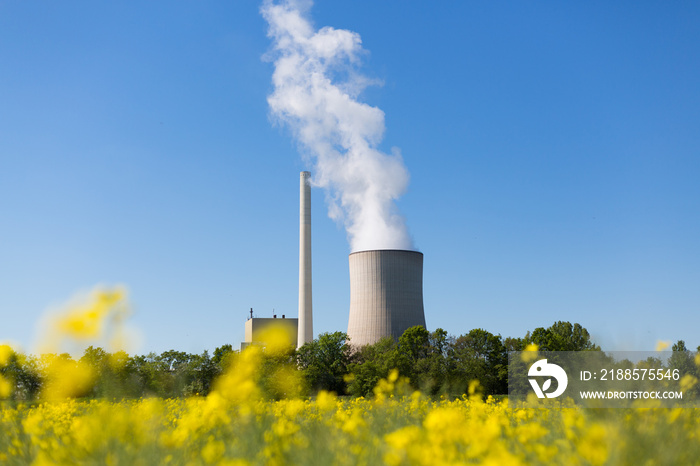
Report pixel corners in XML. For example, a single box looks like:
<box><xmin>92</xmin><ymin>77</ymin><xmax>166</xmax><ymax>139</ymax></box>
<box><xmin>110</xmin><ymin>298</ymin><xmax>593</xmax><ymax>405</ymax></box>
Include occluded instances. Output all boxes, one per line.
<box><xmin>384</xmin><ymin>425</ymin><xmax>422</xmax><ymax>466</ymax></box>
<box><xmin>388</xmin><ymin>368</ymin><xmax>399</xmax><ymax>383</ymax></box>
<box><xmin>201</xmin><ymin>436</ymin><xmax>226</xmax><ymax>464</ymax></box>
<box><xmin>39</xmin><ymin>356</ymin><xmax>95</xmax><ymax>401</ymax></box>
<box><xmin>577</xmin><ymin>423</ymin><xmax>610</xmax><ymax>466</ymax></box>
<box><xmin>315</xmin><ymin>390</ymin><xmax>338</xmax><ymax>412</ymax></box>
<box><xmin>256</xmin><ymin>323</ymin><xmax>295</xmax><ymax>353</ymax></box>
<box><xmin>0</xmin><ymin>376</ymin><xmax>12</xmax><ymax>398</ymax></box>
<box><xmin>655</xmin><ymin>341</ymin><xmax>670</xmax><ymax>351</ymax></box>
<box><xmin>515</xmin><ymin>421</ymin><xmax>548</xmax><ymax>444</ymax></box>
<box><xmin>36</xmin><ymin>285</ymin><xmax>133</xmax><ymax>356</ymax></box>
<box><xmin>213</xmin><ymin>346</ymin><xmax>262</xmax><ymax>404</ymax></box>
<box><xmin>0</xmin><ymin>344</ymin><xmax>12</xmax><ymax>366</ymax></box>
<box><xmin>522</xmin><ymin>343</ymin><xmax>539</xmax><ymax>362</ymax></box>
<box><xmin>58</xmin><ymin>287</ymin><xmax>126</xmax><ymax>339</ymax></box>
<box><xmin>468</xmin><ymin>379</ymin><xmax>482</xmax><ymax>399</ymax></box>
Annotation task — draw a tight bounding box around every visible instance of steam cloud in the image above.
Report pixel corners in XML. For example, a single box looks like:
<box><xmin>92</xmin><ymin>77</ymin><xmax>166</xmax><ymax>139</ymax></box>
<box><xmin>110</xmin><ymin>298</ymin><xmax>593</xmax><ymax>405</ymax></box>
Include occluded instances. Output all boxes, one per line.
<box><xmin>262</xmin><ymin>0</ymin><xmax>414</xmax><ymax>252</ymax></box>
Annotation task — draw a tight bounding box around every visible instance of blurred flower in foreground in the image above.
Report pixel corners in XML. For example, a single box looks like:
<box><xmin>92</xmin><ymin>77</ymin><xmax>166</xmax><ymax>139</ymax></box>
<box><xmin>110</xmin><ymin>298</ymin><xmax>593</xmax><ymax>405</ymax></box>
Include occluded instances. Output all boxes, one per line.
<box><xmin>58</xmin><ymin>288</ymin><xmax>125</xmax><ymax>339</ymax></box>
<box><xmin>655</xmin><ymin>341</ymin><xmax>670</xmax><ymax>351</ymax></box>
<box><xmin>36</xmin><ymin>285</ymin><xmax>134</xmax><ymax>355</ymax></box>
<box><xmin>256</xmin><ymin>324</ymin><xmax>295</xmax><ymax>354</ymax></box>
<box><xmin>0</xmin><ymin>377</ymin><xmax>10</xmax><ymax>398</ymax></box>
<box><xmin>0</xmin><ymin>344</ymin><xmax>14</xmax><ymax>398</ymax></box>
<box><xmin>0</xmin><ymin>344</ymin><xmax>12</xmax><ymax>366</ymax></box>
<box><xmin>521</xmin><ymin>343</ymin><xmax>539</xmax><ymax>363</ymax></box>
<box><xmin>39</xmin><ymin>354</ymin><xmax>95</xmax><ymax>401</ymax></box>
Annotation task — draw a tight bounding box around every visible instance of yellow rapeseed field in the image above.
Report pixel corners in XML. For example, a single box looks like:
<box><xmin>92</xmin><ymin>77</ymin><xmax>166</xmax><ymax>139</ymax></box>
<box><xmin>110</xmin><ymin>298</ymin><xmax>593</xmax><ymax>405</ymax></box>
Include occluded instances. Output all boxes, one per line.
<box><xmin>2</xmin><ymin>287</ymin><xmax>700</xmax><ymax>465</ymax></box>
<box><xmin>3</xmin><ymin>348</ymin><xmax>700</xmax><ymax>465</ymax></box>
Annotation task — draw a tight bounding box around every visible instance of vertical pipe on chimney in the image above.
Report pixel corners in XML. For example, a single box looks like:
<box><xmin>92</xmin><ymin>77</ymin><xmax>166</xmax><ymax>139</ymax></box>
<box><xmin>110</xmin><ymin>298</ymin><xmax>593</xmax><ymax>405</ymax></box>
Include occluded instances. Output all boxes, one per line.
<box><xmin>298</xmin><ymin>171</ymin><xmax>313</xmax><ymax>348</ymax></box>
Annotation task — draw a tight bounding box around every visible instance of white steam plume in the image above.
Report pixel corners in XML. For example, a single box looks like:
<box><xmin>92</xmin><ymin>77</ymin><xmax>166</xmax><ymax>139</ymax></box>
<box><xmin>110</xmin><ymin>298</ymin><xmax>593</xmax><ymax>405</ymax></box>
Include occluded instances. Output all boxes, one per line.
<box><xmin>262</xmin><ymin>0</ymin><xmax>414</xmax><ymax>252</ymax></box>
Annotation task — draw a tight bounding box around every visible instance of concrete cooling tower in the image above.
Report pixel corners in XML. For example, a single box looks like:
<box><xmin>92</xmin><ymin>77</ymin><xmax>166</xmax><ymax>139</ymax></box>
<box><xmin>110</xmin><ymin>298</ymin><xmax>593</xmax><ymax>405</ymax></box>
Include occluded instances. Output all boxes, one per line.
<box><xmin>347</xmin><ymin>249</ymin><xmax>425</xmax><ymax>346</ymax></box>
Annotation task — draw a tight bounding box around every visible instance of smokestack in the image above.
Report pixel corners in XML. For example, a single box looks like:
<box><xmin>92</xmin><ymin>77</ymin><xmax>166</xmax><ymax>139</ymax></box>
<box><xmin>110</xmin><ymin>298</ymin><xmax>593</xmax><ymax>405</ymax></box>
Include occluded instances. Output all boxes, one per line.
<box><xmin>347</xmin><ymin>249</ymin><xmax>425</xmax><ymax>346</ymax></box>
<box><xmin>298</xmin><ymin>171</ymin><xmax>313</xmax><ymax>347</ymax></box>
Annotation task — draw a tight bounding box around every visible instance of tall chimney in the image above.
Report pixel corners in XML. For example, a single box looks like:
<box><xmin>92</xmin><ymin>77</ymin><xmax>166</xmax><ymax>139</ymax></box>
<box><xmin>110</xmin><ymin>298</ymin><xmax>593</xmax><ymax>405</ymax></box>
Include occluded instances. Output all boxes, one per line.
<box><xmin>298</xmin><ymin>171</ymin><xmax>313</xmax><ymax>347</ymax></box>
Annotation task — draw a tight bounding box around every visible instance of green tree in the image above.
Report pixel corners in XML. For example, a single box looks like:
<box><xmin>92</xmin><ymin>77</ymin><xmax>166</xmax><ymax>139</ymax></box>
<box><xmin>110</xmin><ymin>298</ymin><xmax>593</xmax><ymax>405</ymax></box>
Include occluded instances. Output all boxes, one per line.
<box><xmin>181</xmin><ymin>351</ymin><xmax>219</xmax><ymax>397</ymax></box>
<box><xmin>0</xmin><ymin>349</ymin><xmax>41</xmax><ymax>401</ymax></box>
<box><xmin>527</xmin><ymin>321</ymin><xmax>600</xmax><ymax>352</ymax></box>
<box><xmin>423</xmin><ymin>328</ymin><xmax>451</xmax><ymax>395</ymax></box>
<box><xmin>296</xmin><ymin>332</ymin><xmax>351</xmax><ymax>395</ymax></box>
<box><xmin>669</xmin><ymin>340</ymin><xmax>698</xmax><ymax>398</ymax></box>
<box><xmin>396</xmin><ymin>326</ymin><xmax>431</xmax><ymax>386</ymax></box>
<box><xmin>128</xmin><ymin>353</ymin><xmax>169</xmax><ymax>397</ymax></box>
<box><xmin>347</xmin><ymin>337</ymin><xmax>398</xmax><ymax>397</ymax></box>
<box><xmin>213</xmin><ymin>344</ymin><xmax>235</xmax><ymax>372</ymax></box>
<box><xmin>450</xmin><ymin>328</ymin><xmax>508</xmax><ymax>395</ymax></box>
<box><xmin>669</xmin><ymin>340</ymin><xmax>695</xmax><ymax>373</ymax></box>
<box><xmin>79</xmin><ymin>346</ymin><xmax>110</xmax><ymax>397</ymax></box>
<box><xmin>258</xmin><ymin>345</ymin><xmax>299</xmax><ymax>400</ymax></box>
<box><xmin>504</xmin><ymin>337</ymin><xmax>524</xmax><ymax>352</ymax></box>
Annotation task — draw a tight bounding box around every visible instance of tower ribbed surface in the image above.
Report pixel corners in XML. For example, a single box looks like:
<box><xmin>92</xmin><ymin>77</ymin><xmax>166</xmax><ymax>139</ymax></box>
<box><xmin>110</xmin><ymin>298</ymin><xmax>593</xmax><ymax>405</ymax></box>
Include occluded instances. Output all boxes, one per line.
<box><xmin>347</xmin><ymin>250</ymin><xmax>425</xmax><ymax>346</ymax></box>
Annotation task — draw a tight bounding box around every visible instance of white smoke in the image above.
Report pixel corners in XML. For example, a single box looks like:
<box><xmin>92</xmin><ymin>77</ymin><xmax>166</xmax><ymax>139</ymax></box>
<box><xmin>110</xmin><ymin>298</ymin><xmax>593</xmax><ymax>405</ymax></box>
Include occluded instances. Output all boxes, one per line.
<box><xmin>262</xmin><ymin>0</ymin><xmax>414</xmax><ymax>252</ymax></box>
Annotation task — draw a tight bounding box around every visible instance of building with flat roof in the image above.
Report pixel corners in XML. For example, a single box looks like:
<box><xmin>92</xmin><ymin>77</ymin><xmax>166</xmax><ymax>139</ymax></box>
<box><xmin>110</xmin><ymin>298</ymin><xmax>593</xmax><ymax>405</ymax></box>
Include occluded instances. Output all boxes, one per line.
<box><xmin>240</xmin><ymin>312</ymin><xmax>298</xmax><ymax>351</ymax></box>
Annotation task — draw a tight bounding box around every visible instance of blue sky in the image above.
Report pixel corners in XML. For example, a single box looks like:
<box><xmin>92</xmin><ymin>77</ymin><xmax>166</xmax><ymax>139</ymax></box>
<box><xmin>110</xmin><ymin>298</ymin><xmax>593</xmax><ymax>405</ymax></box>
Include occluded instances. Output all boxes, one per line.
<box><xmin>1</xmin><ymin>1</ymin><xmax>699</xmax><ymax>356</ymax></box>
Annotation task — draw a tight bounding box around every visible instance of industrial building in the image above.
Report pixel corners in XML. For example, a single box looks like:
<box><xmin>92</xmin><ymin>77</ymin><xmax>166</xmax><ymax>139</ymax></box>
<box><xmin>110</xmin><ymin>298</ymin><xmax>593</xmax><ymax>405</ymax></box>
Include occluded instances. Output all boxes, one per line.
<box><xmin>240</xmin><ymin>171</ymin><xmax>425</xmax><ymax>350</ymax></box>
<box><xmin>241</xmin><ymin>171</ymin><xmax>311</xmax><ymax>351</ymax></box>
<box><xmin>240</xmin><ymin>311</ymin><xmax>298</xmax><ymax>351</ymax></box>
<box><xmin>346</xmin><ymin>249</ymin><xmax>425</xmax><ymax>346</ymax></box>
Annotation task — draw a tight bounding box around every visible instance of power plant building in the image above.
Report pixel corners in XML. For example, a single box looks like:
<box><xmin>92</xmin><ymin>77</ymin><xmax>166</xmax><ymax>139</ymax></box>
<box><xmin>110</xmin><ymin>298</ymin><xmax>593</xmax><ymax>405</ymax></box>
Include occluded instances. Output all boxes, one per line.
<box><xmin>347</xmin><ymin>249</ymin><xmax>426</xmax><ymax>346</ymax></box>
<box><xmin>241</xmin><ymin>171</ymin><xmax>312</xmax><ymax>352</ymax></box>
<box><xmin>240</xmin><ymin>173</ymin><xmax>426</xmax><ymax>351</ymax></box>
<box><xmin>240</xmin><ymin>314</ymin><xmax>298</xmax><ymax>351</ymax></box>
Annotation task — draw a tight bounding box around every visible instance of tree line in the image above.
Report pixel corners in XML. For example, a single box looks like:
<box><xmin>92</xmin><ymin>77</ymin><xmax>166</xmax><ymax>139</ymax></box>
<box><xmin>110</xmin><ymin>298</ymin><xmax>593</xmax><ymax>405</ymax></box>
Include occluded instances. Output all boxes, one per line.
<box><xmin>2</xmin><ymin>321</ymin><xmax>697</xmax><ymax>401</ymax></box>
<box><xmin>298</xmin><ymin>321</ymin><xmax>601</xmax><ymax>397</ymax></box>
<box><xmin>0</xmin><ymin>346</ymin><xmax>233</xmax><ymax>400</ymax></box>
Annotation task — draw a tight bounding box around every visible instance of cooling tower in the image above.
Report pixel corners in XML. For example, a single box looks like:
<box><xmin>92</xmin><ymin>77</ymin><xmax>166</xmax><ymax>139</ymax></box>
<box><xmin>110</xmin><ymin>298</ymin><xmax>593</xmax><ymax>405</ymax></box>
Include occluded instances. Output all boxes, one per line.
<box><xmin>347</xmin><ymin>249</ymin><xmax>425</xmax><ymax>346</ymax></box>
<box><xmin>298</xmin><ymin>171</ymin><xmax>313</xmax><ymax>348</ymax></box>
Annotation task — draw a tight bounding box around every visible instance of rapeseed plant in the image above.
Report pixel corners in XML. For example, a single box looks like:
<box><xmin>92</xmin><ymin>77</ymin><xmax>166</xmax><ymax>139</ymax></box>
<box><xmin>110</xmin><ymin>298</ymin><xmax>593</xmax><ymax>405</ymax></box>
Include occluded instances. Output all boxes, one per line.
<box><xmin>2</xmin><ymin>287</ymin><xmax>700</xmax><ymax>464</ymax></box>
<box><xmin>3</xmin><ymin>362</ymin><xmax>700</xmax><ymax>464</ymax></box>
